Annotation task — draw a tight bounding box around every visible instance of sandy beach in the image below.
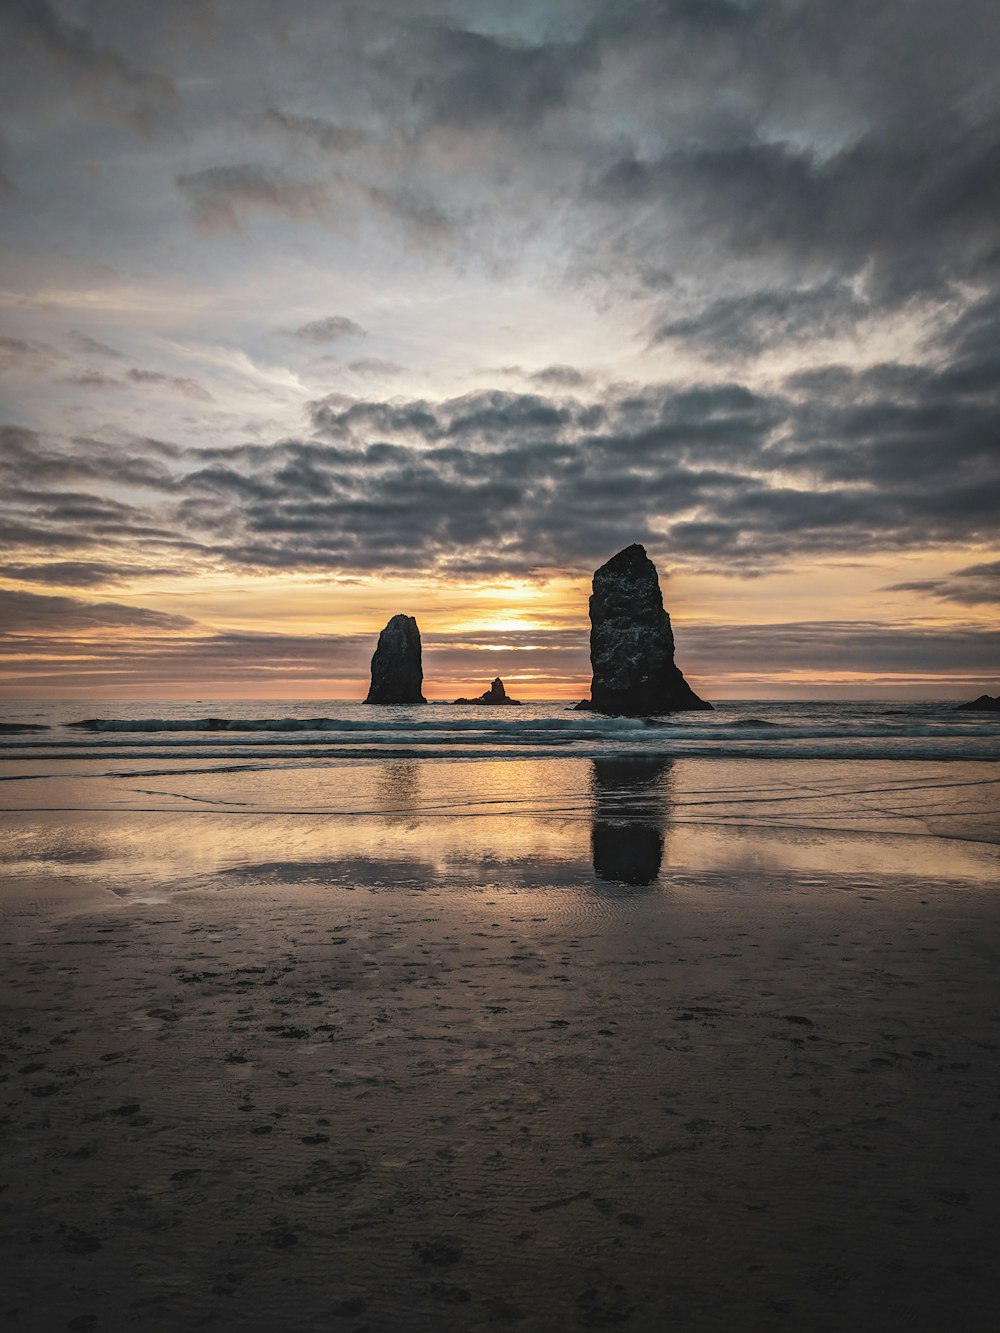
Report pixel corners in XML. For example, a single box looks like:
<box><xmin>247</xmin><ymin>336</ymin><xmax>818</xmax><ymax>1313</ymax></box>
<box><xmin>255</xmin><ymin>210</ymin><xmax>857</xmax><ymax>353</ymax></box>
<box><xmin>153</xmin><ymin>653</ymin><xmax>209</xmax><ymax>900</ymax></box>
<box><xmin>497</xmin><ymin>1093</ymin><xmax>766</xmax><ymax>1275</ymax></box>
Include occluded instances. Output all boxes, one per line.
<box><xmin>2</xmin><ymin>754</ymin><xmax>999</xmax><ymax>1331</ymax></box>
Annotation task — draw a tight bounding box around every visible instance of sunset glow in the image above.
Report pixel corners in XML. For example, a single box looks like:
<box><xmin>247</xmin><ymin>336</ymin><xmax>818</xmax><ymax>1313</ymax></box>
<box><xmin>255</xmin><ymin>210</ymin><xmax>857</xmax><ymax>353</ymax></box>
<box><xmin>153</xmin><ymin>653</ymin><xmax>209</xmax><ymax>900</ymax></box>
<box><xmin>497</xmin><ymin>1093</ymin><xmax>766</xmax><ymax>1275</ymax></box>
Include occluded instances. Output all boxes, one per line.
<box><xmin>1</xmin><ymin>2</ymin><xmax>997</xmax><ymax>702</ymax></box>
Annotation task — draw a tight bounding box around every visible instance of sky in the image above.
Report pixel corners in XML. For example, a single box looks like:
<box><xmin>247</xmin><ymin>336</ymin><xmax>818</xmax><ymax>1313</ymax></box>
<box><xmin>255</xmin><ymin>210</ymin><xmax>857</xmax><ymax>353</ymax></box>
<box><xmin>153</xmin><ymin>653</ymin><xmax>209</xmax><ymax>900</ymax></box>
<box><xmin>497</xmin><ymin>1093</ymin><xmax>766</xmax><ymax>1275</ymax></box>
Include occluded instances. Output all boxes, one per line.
<box><xmin>1</xmin><ymin>0</ymin><xmax>998</xmax><ymax>702</ymax></box>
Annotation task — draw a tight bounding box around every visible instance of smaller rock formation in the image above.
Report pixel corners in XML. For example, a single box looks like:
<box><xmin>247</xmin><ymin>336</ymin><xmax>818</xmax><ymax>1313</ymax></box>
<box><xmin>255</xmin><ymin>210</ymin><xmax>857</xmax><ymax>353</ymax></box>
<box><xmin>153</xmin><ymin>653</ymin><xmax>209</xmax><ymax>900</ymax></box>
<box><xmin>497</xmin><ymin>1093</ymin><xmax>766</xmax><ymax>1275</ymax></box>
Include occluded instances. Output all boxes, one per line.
<box><xmin>453</xmin><ymin>676</ymin><xmax>522</xmax><ymax>706</ymax></box>
<box><xmin>956</xmin><ymin>693</ymin><xmax>1000</xmax><ymax>712</ymax></box>
<box><xmin>365</xmin><ymin>614</ymin><xmax>426</xmax><ymax>704</ymax></box>
<box><xmin>577</xmin><ymin>543</ymin><xmax>711</xmax><ymax>715</ymax></box>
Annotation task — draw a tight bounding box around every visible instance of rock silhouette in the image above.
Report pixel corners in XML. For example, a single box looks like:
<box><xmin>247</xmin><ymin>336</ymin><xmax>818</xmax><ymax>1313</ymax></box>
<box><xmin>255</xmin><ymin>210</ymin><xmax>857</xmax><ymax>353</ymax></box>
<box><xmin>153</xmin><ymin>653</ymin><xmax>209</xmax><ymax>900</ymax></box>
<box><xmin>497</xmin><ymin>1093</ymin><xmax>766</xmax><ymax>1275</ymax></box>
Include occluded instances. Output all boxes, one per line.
<box><xmin>956</xmin><ymin>693</ymin><xmax>1000</xmax><ymax>712</ymax></box>
<box><xmin>453</xmin><ymin>677</ymin><xmax>521</xmax><ymax>706</ymax></box>
<box><xmin>365</xmin><ymin>614</ymin><xmax>426</xmax><ymax>704</ymax></box>
<box><xmin>590</xmin><ymin>758</ymin><xmax>672</xmax><ymax>887</ymax></box>
<box><xmin>578</xmin><ymin>544</ymin><xmax>710</xmax><ymax>715</ymax></box>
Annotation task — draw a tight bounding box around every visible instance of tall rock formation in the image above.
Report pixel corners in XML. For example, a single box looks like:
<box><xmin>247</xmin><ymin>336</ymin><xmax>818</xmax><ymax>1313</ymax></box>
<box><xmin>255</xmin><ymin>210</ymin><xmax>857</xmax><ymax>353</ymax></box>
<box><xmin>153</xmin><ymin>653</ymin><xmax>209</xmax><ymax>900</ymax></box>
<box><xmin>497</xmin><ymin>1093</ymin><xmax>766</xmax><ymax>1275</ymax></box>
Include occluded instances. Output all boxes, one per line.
<box><xmin>365</xmin><ymin>614</ymin><xmax>426</xmax><ymax>704</ymax></box>
<box><xmin>579</xmin><ymin>544</ymin><xmax>711</xmax><ymax>715</ymax></box>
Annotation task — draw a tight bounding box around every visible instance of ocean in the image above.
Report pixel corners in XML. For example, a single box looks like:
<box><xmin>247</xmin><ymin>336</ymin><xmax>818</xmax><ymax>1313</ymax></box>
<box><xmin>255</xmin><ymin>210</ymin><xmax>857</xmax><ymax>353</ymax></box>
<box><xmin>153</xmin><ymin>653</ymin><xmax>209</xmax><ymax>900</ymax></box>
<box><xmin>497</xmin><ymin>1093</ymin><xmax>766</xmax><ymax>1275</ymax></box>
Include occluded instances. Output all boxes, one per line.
<box><xmin>3</xmin><ymin>698</ymin><xmax>999</xmax><ymax>764</ymax></box>
<box><xmin>2</xmin><ymin>698</ymin><xmax>997</xmax><ymax>899</ymax></box>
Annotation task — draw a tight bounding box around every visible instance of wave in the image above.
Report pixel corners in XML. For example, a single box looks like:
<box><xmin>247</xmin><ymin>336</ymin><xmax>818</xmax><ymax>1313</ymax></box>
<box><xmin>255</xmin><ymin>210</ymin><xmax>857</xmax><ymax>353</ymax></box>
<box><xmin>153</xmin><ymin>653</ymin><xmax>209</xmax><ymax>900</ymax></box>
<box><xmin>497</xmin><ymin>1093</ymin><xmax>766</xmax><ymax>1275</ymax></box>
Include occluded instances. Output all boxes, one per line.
<box><xmin>66</xmin><ymin>714</ymin><xmax>649</xmax><ymax>735</ymax></box>
<box><xmin>4</xmin><ymin>742</ymin><xmax>1000</xmax><ymax>766</ymax></box>
<box><xmin>58</xmin><ymin>715</ymin><xmax>1000</xmax><ymax>741</ymax></box>
<box><xmin>3</xmin><ymin>752</ymin><xmax>999</xmax><ymax>772</ymax></box>
<box><xmin>0</xmin><ymin>707</ymin><xmax>991</xmax><ymax>767</ymax></box>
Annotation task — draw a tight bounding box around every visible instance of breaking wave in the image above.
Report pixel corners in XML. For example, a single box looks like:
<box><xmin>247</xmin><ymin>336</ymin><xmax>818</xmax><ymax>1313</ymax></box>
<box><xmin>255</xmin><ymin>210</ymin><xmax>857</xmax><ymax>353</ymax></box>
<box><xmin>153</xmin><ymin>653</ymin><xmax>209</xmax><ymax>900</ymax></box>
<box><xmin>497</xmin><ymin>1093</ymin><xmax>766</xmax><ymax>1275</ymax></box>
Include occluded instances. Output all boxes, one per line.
<box><xmin>0</xmin><ymin>701</ymin><xmax>994</xmax><ymax>764</ymax></box>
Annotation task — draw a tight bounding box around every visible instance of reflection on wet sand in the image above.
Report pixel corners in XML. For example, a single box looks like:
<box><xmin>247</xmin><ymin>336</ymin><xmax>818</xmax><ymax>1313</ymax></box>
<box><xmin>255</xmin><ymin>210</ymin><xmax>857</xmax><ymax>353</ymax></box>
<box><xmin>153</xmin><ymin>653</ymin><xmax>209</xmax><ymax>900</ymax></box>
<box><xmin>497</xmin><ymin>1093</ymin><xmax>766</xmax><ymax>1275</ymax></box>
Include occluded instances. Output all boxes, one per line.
<box><xmin>2</xmin><ymin>758</ymin><xmax>997</xmax><ymax>913</ymax></box>
<box><xmin>590</xmin><ymin>758</ymin><xmax>673</xmax><ymax>886</ymax></box>
<box><xmin>374</xmin><ymin>760</ymin><xmax>422</xmax><ymax>826</ymax></box>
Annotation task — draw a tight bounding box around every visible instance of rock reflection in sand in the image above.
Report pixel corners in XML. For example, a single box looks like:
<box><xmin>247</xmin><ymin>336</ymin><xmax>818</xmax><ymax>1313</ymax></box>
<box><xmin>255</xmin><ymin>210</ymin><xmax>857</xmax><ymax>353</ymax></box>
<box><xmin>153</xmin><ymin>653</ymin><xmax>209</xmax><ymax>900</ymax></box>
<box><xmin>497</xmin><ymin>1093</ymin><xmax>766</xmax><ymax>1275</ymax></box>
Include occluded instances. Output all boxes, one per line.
<box><xmin>2</xmin><ymin>758</ymin><xmax>998</xmax><ymax>911</ymax></box>
<box><xmin>373</xmin><ymin>760</ymin><xmax>422</xmax><ymax>825</ymax></box>
<box><xmin>590</xmin><ymin>758</ymin><xmax>673</xmax><ymax>887</ymax></box>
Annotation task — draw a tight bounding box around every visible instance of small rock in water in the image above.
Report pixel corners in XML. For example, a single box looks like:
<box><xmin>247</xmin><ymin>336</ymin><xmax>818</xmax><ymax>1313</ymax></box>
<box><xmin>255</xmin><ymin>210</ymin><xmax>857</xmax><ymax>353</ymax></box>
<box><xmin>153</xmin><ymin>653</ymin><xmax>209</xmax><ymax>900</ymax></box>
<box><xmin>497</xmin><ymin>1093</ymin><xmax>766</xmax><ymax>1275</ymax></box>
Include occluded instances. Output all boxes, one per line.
<box><xmin>452</xmin><ymin>676</ymin><xmax>521</xmax><ymax>705</ymax></box>
<box><xmin>955</xmin><ymin>693</ymin><xmax>1000</xmax><ymax>712</ymax></box>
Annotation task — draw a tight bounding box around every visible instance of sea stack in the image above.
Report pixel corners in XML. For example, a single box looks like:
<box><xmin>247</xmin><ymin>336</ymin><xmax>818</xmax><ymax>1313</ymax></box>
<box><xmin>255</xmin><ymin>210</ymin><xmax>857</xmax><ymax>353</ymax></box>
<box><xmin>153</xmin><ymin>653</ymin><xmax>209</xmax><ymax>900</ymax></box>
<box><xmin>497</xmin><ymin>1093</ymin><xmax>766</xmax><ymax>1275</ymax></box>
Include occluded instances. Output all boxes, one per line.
<box><xmin>579</xmin><ymin>543</ymin><xmax>711</xmax><ymax>716</ymax></box>
<box><xmin>453</xmin><ymin>677</ymin><xmax>521</xmax><ymax>706</ymax></box>
<box><xmin>956</xmin><ymin>693</ymin><xmax>1000</xmax><ymax>712</ymax></box>
<box><xmin>365</xmin><ymin>614</ymin><xmax>426</xmax><ymax>704</ymax></box>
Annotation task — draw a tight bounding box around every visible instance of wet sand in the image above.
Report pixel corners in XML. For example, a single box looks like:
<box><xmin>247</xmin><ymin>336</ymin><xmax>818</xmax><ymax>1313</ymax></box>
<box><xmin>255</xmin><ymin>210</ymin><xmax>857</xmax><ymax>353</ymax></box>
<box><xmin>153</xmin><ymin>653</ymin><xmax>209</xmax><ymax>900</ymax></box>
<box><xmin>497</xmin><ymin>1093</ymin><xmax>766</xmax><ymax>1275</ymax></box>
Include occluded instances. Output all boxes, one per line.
<box><xmin>3</xmin><ymin>858</ymin><xmax>999</xmax><ymax>1331</ymax></box>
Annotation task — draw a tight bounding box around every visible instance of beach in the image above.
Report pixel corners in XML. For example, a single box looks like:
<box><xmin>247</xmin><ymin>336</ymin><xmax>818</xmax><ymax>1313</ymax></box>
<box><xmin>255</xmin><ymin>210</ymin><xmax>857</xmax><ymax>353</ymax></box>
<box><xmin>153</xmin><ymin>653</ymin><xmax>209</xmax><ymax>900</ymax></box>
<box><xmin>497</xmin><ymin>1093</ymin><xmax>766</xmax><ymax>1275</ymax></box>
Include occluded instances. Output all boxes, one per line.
<box><xmin>5</xmin><ymin>0</ymin><xmax>1000</xmax><ymax>1324</ymax></box>
<box><xmin>2</xmin><ymin>719</ymin><xmax>999</xmax><ymax>1331</ymax></box>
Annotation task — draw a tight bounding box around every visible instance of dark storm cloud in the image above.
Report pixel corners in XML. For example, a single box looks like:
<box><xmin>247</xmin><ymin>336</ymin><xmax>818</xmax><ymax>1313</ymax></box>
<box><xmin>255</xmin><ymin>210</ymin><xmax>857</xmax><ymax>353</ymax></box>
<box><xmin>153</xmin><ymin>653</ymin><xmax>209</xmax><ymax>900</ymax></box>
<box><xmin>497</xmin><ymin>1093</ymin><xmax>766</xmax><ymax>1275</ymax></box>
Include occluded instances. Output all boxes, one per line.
<box><xmin>64</xmin><ymin>369</ymin><xmax>119</xmax><ymax>388</ymax></box>
<box><xmin>180</xmin><ymin>352</ymin><xmax>993</xmax><ymax>577</ymax></box>
<box><xmin>680</xmin><ymin>622</ymin><xmax>1000</xmax><ymax>676</ymax></box>
<box><xmin>0</xmin><ymin>337</ymin><xmax>56</xmax><ymax>369</ymax></box>
<box><xmin>67</xmin><ymin>332</ymin><xmax>125</xmax><ymax>359</ymax></box>
<box><xmin>941</xmin><ymin>294</ymin><xmax>1000</xmax><ymax>365</ymax></box>
<box><xmin>0</xmin><ymin>127</ymin><xmax>11</xmax><ymax>192</ymax></box>
<box><xmin>60</xmin><ymin>368</ymin><xmax>213</xmax><ymax>401</ymax></box>
<box><xmin>6</xmin><ymin>0</ymin><xmax>999</xmax><ymax>330</ymax></box>
<box><xmin>308</xmin><ymin>389</ymin><xmax>601</xmax><ymax>445</ymax></box>
<box><xmin>0</xmin><ymin>428</ymin><xmax>207</xmax><ymax>579</ymax></box>
<box><xmin>125</xmin><ymin>369</ymin><xmax>213</xmax><ymax>401</ymax></box>
<box><xmin>259</xmin><ymin>108</ymin><xmax>367</xmax><ymax>152</ymax></box>
<box><xmin>288</xmin><ymin>316</ymin><xmax>367</xmax><ymax>344</ymax></box>
<box><xmin>6</xmin><ymin>317</ymin><xmax>996</xmax><ymax>587</ymax></box>
<box><xmin>175</xmin><ymin>165</ymin><xmax>329</xmax><ymax>231</ymax></box>
<box><xmin>411</xmin><ymin>23</ymin><xmax>592</xmax><ymax>129</ymax></box>
<box><xmin>0</xmin><ymin>560</ymin><xmax>183</xmax><ymax>588</ymax></box>
<box><xmin>356</xmin><ymin>181</ymin><xmax>454</xmax><ymax>239</ymax></box>
<box><xmin>922</xmin><ymin>291</ymin><xmax>1000</xmax><ymax>398</ymax></box>
<box><xmin>2</xmin><ymin>0</ymin><xmax>998</xmax><ymax>630</ymax></box>
<box><xmin>166</xmin><ymin>0</ymin><xmax>991</xmax><ymax>322</ymax></box>
<box><xmin>347</xmin><ymin>358</ymin><xmax>404</xmax><ymax>378</ymax></box>
<box><xmin>494</xmin><ymin>365</ymin><xmax>595</xmax><ymax>388</ymax></box>
<box><xmin>884</xmin><ymin>561</ymin><xmax>1000</xmax><ymax>608</ymax></box>
<box><xmin>652</xmin><ymin>283</ymin><xmax>869</xmax><ymax>358</ymax></box>
<box><xmin>528</xmin><ymin>365</ymin><xmax>593</xmax><ymax>388</ymax></box>
<box><xmin>0</xmin><ymin>426</ymin><xmax>178</xmax><ymax>491</ymax></box>
<box><xmin>0</xmin><ymin>0</ymin><xmax>175</xmax><ymax>132</ymax></box>
<box><xmin>0</xmin><ymin>587</ymin><xmax>194</xmax><ymax>635</ymax></box>
<box><xmin>568</xmin><ymin>1</ymin><xmax>1000</xmax><ymax>307</ymax></box>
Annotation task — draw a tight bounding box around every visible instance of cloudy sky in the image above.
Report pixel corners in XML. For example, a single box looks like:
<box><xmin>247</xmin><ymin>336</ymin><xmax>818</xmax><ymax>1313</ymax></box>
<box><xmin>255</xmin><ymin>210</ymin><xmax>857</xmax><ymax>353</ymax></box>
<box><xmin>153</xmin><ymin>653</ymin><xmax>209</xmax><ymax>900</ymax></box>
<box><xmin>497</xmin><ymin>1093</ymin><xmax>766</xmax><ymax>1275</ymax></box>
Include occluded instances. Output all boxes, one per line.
<box><xmin>1</xmin><ymin>0</ymin><xmax>998</xmax><ymax>701</ymax></box>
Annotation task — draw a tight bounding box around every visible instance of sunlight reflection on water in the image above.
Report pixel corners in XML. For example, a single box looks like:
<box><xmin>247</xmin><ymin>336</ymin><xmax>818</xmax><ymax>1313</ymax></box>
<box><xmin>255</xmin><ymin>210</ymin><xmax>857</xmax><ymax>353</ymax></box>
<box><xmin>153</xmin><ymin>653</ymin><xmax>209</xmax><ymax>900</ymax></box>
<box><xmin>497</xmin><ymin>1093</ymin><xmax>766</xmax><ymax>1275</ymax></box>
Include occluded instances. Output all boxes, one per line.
<box><xmin>1</xmin><ymin>758</ymin><xmax>997</xmax><ymax>919</ymax></box>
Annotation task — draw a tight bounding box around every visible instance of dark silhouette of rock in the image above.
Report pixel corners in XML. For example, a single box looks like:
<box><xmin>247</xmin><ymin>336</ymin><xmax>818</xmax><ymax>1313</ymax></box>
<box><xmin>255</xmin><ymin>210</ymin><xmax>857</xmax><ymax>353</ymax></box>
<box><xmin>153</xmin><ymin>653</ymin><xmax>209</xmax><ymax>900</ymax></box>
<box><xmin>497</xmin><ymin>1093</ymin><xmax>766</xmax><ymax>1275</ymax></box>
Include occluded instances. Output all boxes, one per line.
<box><xmin>592</xmin><ymin>822</ymin><xmax>663</xmax><ymax>885</ymax></box>
<box><xmin>453</xmin><ymin>677</ymin><xmax>521</xmax><ymax>705</ymax></box>
<box><xmin>590</xmin><ymin>758</ymin><xmax>672</xmax><ymax>887</ymax></box>
<box><xmin>577</xmin><ymin>543</ymin><xmax>711</xmax><ymax>716</ymax></box>
<box><xmin>956</xmin><ymin>693</ymin><xmax>1000</xmax><ymax>711</ymax></box>
<box><xmin>365</xmin><ymin>614</ymin><xmax>425</xmax><ymax>704</ymax></box>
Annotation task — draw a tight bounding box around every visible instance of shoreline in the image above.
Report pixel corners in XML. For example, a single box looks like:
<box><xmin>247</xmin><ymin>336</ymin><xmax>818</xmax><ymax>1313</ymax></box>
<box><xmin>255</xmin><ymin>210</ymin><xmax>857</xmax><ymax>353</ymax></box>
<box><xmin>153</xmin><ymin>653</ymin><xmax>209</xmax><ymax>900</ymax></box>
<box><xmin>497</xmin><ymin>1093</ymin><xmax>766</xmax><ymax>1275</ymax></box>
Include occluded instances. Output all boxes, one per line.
<box><xmin>3</xmin><ymin>850</ymin><xmax>1000</xmax><ymax>1330</ymax></box>
<box><xmin>2</xmin><ymin>756</ymin><xmax>999</xmax><ymax>1329</ymax></box>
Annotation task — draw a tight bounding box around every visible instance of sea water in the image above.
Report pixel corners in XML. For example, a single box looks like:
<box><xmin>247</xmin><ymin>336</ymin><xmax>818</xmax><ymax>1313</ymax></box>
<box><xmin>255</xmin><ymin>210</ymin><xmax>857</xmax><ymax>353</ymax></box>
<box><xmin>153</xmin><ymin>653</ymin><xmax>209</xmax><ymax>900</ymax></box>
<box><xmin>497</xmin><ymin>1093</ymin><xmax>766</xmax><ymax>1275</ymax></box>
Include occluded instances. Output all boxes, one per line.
<box><xmin>1</xmin><ymin>700</ymin><xmax>997</xmax><ymax>904</ymax></box>
<box><xmin>2</xmin><ymin>698</ymin><xmax>999</xmax><ymax>764</ymax></box>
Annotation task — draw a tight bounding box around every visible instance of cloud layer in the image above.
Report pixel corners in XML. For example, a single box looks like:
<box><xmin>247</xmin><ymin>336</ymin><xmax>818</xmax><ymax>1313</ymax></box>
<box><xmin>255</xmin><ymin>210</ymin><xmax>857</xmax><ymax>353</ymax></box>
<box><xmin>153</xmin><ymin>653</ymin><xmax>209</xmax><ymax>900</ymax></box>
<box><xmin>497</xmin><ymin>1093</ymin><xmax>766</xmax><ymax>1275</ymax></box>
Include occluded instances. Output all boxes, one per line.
<box><xmin>1</xmin><ymin>0</ymin><xmax>998</xmax><ymax>696</ymax></box>
<box><xmin>3</xmin><ymin>300</ymin><xmax>996</xmax><ymax>587</ymax></box>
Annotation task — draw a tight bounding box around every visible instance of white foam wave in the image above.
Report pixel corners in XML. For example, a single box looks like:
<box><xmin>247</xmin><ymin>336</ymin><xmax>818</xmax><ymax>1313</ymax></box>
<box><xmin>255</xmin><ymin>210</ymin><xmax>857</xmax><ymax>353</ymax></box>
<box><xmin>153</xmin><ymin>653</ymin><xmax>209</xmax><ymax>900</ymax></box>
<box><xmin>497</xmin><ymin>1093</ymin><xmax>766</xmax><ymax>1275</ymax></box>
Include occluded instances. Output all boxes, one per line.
<box><xmin>60</xmin><ymin>715</ymin><xmax>1000</xmax><ymax>739</ymax></box>
<box><xmin>67</xmin><ymin>714</ymin><xmax>642</xmax><ymax>734</ymax></box>
<box><xmin>0</xmin><ymin>705</ymin><xmax>993</xmax><ymax>767</ymax></box>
